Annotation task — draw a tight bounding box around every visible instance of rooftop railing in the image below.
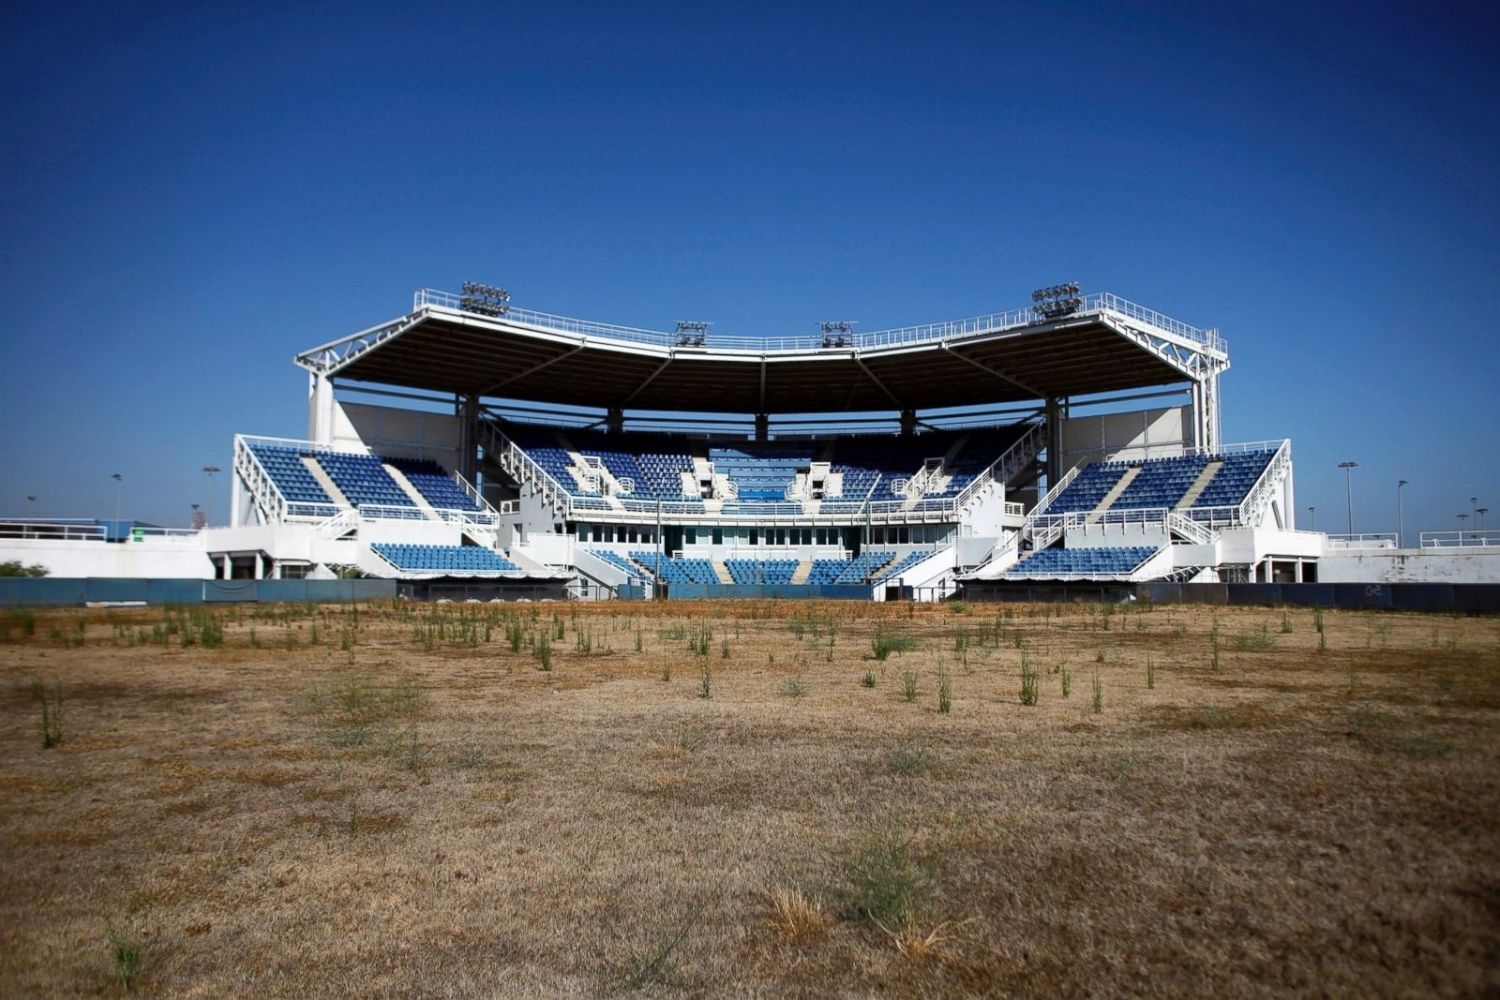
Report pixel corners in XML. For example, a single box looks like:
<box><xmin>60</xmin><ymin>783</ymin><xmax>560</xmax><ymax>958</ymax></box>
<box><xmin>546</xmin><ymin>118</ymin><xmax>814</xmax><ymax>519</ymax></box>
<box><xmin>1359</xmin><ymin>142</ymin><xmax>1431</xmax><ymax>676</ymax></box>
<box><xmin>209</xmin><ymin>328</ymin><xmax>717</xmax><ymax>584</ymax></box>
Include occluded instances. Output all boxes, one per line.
<box><xmin>1326</xmin><ymin>533</ymin><xmax>1399</xmax><ymax>550</ymax></box>
<box><xmin>1420</xmin><ymin>530</ymin><xmax>1499</xmax><ymax>548</ymax></box>
<box><xmin>412</xmin><ymin>288</ymin><xmax>1222</xmax><ymax>354</ymax></box>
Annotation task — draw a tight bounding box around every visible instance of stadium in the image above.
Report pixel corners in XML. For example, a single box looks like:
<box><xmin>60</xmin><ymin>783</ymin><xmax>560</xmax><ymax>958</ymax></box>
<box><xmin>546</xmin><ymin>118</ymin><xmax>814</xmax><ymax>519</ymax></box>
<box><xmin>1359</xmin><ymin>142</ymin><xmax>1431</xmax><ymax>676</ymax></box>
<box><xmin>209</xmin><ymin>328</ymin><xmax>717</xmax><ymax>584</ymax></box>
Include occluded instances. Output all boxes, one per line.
<box><xmin>220</xmin><ymin>280</ymin><xmax>1313</xmax><ymax>595</ymax></box>
<box><xmin>4</xmin><ymin>279</ymin><xmax>1495</xmax><ymax>604</ymax></box>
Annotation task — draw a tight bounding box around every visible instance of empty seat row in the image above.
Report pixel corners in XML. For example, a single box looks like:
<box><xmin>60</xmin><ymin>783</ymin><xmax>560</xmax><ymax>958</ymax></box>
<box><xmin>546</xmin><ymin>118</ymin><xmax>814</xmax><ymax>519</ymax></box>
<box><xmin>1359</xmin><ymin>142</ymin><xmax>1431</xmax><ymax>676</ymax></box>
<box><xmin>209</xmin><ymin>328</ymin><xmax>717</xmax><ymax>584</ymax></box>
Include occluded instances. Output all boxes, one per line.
<box><xmin>1003</xmin><ymin>545</ymin><xmax>1159</xmax><ymax>579</ymax></box>
<box><xmin>371</xmin><ymin>543</ymin><xmax>519</xmax><ymax>573</ymax></box>
<box><xmin>724</xmin><ymin>559</ymin><xmax>798</xmax><ymax>584</ymax></box>
<box><xmin>385</xmin><ymin>457</ymin><xmax>482</xmax><ymax>511</ymax></box>
<box><xmin>1045</xmin><ymin>449</ymin><xmax>1279</xmax><ymax>516</ymax></box>
<box><xmin>248</xmin><ymin>443</ymin><xmax>485</xmax><ymax>513</ymax></box>
<box><xmin>497</xmin><ymin>421</ymin><xmax>1035</xmax><ymax>507</ymax></box>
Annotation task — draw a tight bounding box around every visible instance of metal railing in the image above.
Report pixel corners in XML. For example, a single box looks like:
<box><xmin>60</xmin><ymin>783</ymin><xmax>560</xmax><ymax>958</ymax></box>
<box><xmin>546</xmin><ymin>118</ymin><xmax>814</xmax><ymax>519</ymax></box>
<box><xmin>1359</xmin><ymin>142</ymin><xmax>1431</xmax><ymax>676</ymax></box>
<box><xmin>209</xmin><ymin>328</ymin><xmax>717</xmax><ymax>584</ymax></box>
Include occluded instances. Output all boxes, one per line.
<box><xmin>0</xmin><ymin>522</ymin><xmax>108</xmax><ymax>541</ymax></box>
<box><xmin>411</xmin><ymin>288</ymin><xmax>1220</xmax><ymax>355</ymax></box>
<box><xmin>1326</xmin><ymin>533</ymin><xmax>1399</xmax><ymax>550</ymax></box>
<box><xmin>951</xmin><ymin>419</ymin><xmax>1046</xmax><ymax>512</ymax></box>
<box><xmin>1420</xmin><ymin>530</ymin><xmax>1499</xmax><ymax>548</ymax></box>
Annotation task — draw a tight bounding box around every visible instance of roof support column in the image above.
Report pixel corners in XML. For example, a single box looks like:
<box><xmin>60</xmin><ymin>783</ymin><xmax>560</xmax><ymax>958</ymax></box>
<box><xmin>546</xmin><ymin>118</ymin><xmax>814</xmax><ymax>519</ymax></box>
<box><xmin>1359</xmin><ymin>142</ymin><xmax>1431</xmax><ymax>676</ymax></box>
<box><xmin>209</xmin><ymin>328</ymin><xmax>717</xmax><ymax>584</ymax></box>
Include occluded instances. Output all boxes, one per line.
<box><xmin>308</xmin><ymin>372</ymin><xmax>335</xmax><ymax>445</ymax></box>
<box><xmin>606</xmin><ymin>406</ymin><xmax>625</xmax><ymax>434</ymax></box>
<box><xmin>899</xmin><ymin>409</ymin><xmax>917</xmax><ymax>437</ymax></box>
<box><xmin>754</xmin><ymin>413</ymin><xmax>769</xmax><ymax>442</ymax></box>
<box><xmin>1045</xmin><ymin>396</ymin><xmax>1064</xmax><ymax>486</ymax></box>
<box><xmin>458</xmin><ymin>394</ymin><xmax>479</xmax><ymax>484</ymax></box>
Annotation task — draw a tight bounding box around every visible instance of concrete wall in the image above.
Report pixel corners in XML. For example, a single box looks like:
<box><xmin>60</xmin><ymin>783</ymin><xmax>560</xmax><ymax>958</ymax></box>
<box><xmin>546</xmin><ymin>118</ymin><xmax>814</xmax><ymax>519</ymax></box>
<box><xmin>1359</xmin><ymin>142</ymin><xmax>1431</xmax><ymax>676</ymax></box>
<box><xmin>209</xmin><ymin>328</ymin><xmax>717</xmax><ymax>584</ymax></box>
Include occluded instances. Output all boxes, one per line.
<box><xmin>1318</xmin><ymin>545</ymin><xmax>1500</xmax><ymax>583</ymax></box>
<box><xmin>332</xmin><ymin>401</ymin><xmax>463</xmax><ymax>468</ymax></box>
<box><xmin>1060</xmin><ymin>406</ymin><xmax>1190</xmax><ymax>468</ymax></box>
<box><xmin>0</xmin><ymin>536</ymin><xmax>213</xmax><ymax>580</ymax></box>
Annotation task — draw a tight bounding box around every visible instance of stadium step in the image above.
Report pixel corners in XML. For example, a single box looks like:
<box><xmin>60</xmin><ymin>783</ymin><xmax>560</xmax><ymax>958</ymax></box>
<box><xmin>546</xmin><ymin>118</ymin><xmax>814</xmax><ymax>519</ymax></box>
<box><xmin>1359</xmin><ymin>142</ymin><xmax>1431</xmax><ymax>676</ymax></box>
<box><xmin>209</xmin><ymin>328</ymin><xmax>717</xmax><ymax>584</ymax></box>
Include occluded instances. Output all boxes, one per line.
<box><xmin>712</xmin><ymin>560</ymin><xmax>733</xmax><ymax>584</ymax></box>
<box><xmin>383</xmin><ymin>463</ymin><xmax>439</xmax><ymax>518</ymax></box>
<box><xmin>302</xmin><ymin>456</ymin><xmax>351</xmax><ymax>509</ymax></box>
<box><xmin>1175</xmin><ymin>460</ymin><xmax>1224</xmax><ymax>510</ymax></box>
<box><xmin>1088</xmin><ymin>466</ymin><xmax>1140</xmax><ymax>521</ymax></box>
<box><xmin>791</xmin><ymin>560</ymin><xmax>812</xmax><ymax>584</ymax></box>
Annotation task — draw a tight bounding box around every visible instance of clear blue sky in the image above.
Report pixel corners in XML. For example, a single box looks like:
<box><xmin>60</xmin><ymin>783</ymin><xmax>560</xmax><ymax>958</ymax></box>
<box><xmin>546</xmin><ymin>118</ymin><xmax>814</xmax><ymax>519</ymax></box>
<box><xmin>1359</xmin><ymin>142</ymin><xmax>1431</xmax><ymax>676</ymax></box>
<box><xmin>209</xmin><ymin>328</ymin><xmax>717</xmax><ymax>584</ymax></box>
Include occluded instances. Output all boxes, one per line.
<box><xmin>1</xmin><ymin>1</ymin><xmax>1495</xmax><ymax>538</ymax></box>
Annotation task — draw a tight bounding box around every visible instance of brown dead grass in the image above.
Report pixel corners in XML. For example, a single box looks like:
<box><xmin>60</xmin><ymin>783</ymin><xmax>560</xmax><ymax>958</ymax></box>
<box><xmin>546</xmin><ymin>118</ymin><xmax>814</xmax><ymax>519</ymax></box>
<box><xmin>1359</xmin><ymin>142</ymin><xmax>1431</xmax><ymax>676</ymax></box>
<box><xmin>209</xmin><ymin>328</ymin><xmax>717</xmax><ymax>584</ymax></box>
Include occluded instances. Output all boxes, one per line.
<box><xmin>0</xmin><ymin>599</ymin><xmax>1497</xmax><ymax>996</ymax></box>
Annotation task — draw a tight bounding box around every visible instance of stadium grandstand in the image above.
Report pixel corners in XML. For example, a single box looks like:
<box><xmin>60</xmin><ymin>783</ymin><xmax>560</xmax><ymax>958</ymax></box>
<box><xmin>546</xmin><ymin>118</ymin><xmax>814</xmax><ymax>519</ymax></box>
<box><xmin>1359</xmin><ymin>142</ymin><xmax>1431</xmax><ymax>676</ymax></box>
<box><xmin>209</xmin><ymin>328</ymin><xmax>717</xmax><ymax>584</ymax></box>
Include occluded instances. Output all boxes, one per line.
<box><xmin>149</xmin><ymin>279</ymin><xmax>1320</xmax><ymax>598</ymax></box>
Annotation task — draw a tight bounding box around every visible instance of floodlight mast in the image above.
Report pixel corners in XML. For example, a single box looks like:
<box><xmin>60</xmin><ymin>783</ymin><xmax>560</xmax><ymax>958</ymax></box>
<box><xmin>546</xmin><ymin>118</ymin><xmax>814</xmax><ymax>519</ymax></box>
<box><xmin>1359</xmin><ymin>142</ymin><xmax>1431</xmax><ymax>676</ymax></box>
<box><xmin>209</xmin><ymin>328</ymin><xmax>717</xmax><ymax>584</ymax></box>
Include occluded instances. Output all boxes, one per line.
<box><xmin>1031</xmin><ymin>282</ymin><xmax>1083</xmax><ymax>320</ymax></box>
<box><xmin>674</xmin><ymin>321</ymin><xmax>711</xmax><ymax>347</ymax></box>
<box><xmin>818</xmin><ymin>320</ymin><xmax>856</xmax><ymax>348</ymax></box>
<box><xmin>459</xmin><ymin>281</ymin><xmax>510</xmax><ymax>317</ymax></box>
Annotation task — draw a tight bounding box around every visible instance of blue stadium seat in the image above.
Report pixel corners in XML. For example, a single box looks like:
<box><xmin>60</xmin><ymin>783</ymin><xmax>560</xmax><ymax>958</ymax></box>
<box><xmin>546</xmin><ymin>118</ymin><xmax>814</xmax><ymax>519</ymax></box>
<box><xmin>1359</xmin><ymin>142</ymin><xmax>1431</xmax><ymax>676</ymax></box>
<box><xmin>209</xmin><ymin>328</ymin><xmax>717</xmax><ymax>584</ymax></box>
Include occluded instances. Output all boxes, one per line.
<box><xmin>371</xmin><ymin>543</ymin><xmax>519</xmax><ymax>573</ymax></box>
<box><xmin>1002</xmin><ymin>545</ymin><xmax>1159</xmax><ymax>579</ymax></box>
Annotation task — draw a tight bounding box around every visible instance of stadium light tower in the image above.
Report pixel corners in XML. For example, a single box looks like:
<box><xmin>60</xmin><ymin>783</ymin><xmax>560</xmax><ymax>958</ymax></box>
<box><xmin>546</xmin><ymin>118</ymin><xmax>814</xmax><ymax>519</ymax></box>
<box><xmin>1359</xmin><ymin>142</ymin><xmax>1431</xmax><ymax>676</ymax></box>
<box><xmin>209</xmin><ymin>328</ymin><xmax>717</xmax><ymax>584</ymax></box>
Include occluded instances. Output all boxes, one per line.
<box><xmin>1396</xmin><ymin>479</ymin><xmax>1408</xmax><ymax>548</ymax></box>
<box><xmin>818</xmin><ymin>321</ymin><xmax>855</xmax><ymax>348</ymax></box>
<box><xmin>1031</xmin><ymin>282</ymin><xmax>1083</xmax><ymax>320</ymax></box>
<box><xmin>674</xmin><ymin>321</ymin><xmax>710</xmax><ymax>347</ymax></box>
<box><xmin>1478</xmin><ymin>507</ymin><xmax>1490</xmax><ymax>532</ymax></box>
<box><xmin>1338</xmin><ymin>461</ymin><xmax>1357</xmax><ymax>536</ymax></box>
<box><xmin>458</xmin><ymin>281</ymin><xmax>510</xmax><ymax>317</ymax></box>
<box><xmin>202</xmin><ymin>465</ymin><xmax>220</xmax><ymax>527</ymax></box>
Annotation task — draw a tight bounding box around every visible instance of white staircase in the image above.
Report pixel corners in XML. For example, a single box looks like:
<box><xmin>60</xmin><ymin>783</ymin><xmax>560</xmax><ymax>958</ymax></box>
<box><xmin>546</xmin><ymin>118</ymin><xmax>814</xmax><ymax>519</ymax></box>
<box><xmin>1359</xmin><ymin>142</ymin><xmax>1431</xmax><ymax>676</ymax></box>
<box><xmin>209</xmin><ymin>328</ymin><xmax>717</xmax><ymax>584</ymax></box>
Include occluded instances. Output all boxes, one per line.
<box><xmin>302</xmin><ymin>456</ymin><xmax>351</xmax><ymax>509</ymax></box>
<box><xmin>383</xmin><ymin>464</ymin><xmax>439</xmax><ymax>518</ymax></box>
<box><xmin>1176</xmin><ymin>460</ymin><xmax>1223</xmax><ymax>510</ymax></box>
<box><xmin>1087</xmin><ymin>467</ymin><xmax>1139</xmax><ymax>522</ymax></box>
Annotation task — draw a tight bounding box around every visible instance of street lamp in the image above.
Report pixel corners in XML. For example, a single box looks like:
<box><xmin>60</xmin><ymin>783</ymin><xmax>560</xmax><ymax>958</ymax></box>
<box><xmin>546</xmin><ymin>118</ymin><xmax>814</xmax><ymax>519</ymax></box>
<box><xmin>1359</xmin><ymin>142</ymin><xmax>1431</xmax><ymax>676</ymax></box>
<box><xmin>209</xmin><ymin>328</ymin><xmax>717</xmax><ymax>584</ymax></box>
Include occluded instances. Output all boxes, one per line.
<box><xmin>1458</xmin><ymin>513</ymin><xmax>1469</xmax><ymax>541</ymax></box>
<box><xmin>111</xmin><ymin>473</ymin><xmax>123</xmax><ymax>530</ymax></box>
<box><xmin>1338</xmin><ymin>461</ymin><xmax>1357</xmax><ymax>536</ymax></box>
<box><xmin>1307</xmin><ymin>505</ymin><xmax>1316</xmax><ymax>531</ymax></box>
<box><xmin>1396</xmin><ymin>480</ymin><xmax>1408</xmax><ymax>548</ymax></box>
<box><xmin>202</xmin><ymin>465</ymin><xmax>221</xmax><ymax>526</ymax></box>
<box><xmin>1478</xmin><ymin>507</ymin><xmax>1490</xmax><ymax>532</ymax></box>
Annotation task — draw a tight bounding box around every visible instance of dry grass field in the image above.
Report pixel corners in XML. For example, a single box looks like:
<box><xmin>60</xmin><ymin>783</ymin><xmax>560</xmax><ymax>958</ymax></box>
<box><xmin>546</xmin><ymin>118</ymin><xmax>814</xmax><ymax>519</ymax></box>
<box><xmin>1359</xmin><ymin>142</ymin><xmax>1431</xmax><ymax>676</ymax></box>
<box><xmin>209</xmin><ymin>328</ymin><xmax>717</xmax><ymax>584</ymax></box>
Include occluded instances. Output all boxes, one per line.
<box><xmin>1</xmin><ymin>597</ymin><xmax>1497</xmax><ymax>997</ymax></box>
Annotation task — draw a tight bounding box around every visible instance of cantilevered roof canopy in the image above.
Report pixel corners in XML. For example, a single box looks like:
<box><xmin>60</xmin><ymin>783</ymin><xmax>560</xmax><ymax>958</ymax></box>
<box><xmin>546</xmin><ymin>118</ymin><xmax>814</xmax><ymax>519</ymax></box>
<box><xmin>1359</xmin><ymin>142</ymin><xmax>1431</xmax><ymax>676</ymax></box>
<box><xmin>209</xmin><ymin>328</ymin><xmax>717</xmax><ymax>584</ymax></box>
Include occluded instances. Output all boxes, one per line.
<box><xmin>296</xmin><ymin>290</ymin><xmax>1229</xmax><ymax>414</ymax></box>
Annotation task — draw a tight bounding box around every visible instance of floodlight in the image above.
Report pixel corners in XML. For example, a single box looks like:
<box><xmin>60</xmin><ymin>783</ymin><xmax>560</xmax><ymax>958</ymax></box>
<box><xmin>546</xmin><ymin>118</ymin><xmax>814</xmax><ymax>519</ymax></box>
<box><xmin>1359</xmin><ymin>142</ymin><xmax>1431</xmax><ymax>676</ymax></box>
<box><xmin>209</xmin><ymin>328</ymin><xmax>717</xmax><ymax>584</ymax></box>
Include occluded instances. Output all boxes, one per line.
<box><xmin>1031</xmin><ymin>281</ymin><xmax>1084</xmax><ymax>320</ymax></box>
<box><xmin>459</xmin><ymin>281</ymin><xmax>511</xmax><ymax>317</ymax></box>
<box><xmin>674</xmin><ymin>320</ymin><xmax>710</xmax><ymax>347</ymax></box>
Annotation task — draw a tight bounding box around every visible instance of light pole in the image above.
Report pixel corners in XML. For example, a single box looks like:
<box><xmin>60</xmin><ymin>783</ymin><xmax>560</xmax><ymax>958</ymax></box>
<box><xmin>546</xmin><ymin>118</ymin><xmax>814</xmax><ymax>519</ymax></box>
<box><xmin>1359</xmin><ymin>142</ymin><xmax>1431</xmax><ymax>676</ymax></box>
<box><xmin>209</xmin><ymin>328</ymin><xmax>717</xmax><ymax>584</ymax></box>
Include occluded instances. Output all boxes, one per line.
<box><xmin>202</xmin><ymin>465</ymin><xmax>221</xmax><ymax>526</ymax></box>
<box><xmin>1478</xmin><ymin>507</ymin><xmax>1490</xmax><ymax>533</ymax></box>
<box><xmin>1307</xmin><ymin>505</ymin><xmax>1316</xmax><ymax>531</ymax></box>
<box><xmin>1458</xmin><ymin>513</ymin><xmax>1469</xmax><ymax>541</ymax></box>
<box><xmin>26</xmin><ymin>495</ymin><xmax>36</xmax><ymax>515</ymax></box>
<box><xmin>1396</xmin><ymin>479</ymin><xmax>1408</xmax><ymax>548</ymax></box>
<box><xmin>1338</xmin><ymin>461</ymin><xmax>1357</xmax><ymax>536</ymax></box>
<box><xmin>111</xmin><ymin>473</ymin><xmax>123</xmax><ymax>531</ymax></box>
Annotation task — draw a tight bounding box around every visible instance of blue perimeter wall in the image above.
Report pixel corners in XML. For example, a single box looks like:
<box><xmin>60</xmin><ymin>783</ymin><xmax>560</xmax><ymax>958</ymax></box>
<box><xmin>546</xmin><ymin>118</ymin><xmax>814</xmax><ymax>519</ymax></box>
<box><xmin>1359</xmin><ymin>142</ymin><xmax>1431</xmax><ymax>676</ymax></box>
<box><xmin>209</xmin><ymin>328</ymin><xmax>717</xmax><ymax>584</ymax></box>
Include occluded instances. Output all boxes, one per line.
<box><xmin>658</xmin><ymin>583</ymin><xmax>874</xmax><ymax>600</ymax></box>
<box><xmin>960</xmin><ymin>581</ymin><xmax>1500</xmax><ymax>613</ymax></box>
<box><xmin>0</xmin><ymin>578</ymin><xmax>397</xmax><ymax>606</ymax></box>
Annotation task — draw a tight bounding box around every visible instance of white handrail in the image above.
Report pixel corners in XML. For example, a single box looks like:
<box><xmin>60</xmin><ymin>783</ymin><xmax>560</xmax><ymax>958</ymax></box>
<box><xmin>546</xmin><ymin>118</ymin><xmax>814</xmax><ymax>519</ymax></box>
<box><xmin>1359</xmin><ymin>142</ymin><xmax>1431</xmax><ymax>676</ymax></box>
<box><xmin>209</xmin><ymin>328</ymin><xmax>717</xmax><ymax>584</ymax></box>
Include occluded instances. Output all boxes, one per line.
<box><xmin>409</xmin><ymin>288</ymin><xmax>1220</xmax><ymax>354</ymax></box>
<box><xmin>1420</xmin><ymin>530</ymin><xmax>1499</xmax><ymax>548</ymax></box>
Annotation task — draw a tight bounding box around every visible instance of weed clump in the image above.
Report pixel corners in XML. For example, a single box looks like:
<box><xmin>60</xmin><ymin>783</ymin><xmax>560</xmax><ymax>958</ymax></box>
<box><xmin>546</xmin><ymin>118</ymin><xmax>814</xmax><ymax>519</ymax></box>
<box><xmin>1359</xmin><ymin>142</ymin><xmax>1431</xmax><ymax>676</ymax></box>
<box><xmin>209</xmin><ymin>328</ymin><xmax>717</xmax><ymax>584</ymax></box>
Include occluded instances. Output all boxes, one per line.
<box><xmin>838</xmin><ymin>823</ymin><xmax>940</xmax><ymax>930</ymax></box>
<box><xmin>31</xmin><ymin>679</ymin><xmax>63</xmax><ymax>748</ymax></box>
<box><xmin>766</xmin><ymin>886</ymin><xmax>830</xmax><ymax>942</ymax></box>
<box><xmin>901</xmin><ymin>671</ymin><xmax>919</xmax><ymax>703</ymax></box>
<box><xmin>871</xmin><ymin>628</ymin><xmax>916</xmax><ymax>661</ymax></box>
<box><xmin>1020</xmin><ymin>654</ymin><xmax>1039</xmax><ymax>706</ymax></box>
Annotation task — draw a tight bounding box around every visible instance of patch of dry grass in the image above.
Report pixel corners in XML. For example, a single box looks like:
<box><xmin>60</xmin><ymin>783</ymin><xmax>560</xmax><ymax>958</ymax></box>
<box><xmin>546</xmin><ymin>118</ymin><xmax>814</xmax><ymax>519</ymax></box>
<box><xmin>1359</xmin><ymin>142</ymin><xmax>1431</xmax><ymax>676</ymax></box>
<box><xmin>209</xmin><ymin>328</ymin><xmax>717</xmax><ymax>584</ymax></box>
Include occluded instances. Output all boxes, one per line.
<box><xmin>765</xmin><ymin>885</ymin><xmax>830</xmax><ymax>942</ymax></box>
<box><xmin>0</xmin><ymin>600</ymin><xmax>1497</xmax><ymax>996</ymax></box>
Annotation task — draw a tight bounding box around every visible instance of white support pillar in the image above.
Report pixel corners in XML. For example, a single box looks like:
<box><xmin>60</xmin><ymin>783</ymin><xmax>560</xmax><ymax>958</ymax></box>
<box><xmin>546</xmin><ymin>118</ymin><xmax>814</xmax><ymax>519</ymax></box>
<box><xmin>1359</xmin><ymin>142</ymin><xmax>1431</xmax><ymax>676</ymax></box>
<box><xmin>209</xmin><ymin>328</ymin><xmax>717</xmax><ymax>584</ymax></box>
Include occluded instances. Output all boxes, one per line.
<box><xmin>308</xmin><ymin>372</ymin><xmax>336</xmax><ymax>445</ymax></box>
<box><xmin>1045</xmin><ymin>397</ymin><xmax>1063</xmax><ymax>485</ymax></box>
<box><xmin>1199</xmin><ymin>371</ymin><xmax>1222</xmax><ymax>453</ymax></box>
